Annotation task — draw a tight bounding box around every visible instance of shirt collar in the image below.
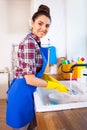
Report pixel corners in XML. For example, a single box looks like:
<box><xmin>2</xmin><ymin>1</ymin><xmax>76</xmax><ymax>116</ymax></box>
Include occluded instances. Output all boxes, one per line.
<box><xmin>30</xmin><ymin>33</ymin><xmax>41</xmax><ymax>47</ymax></box>
<box><xmin>30</xmin><ymin>33</ymin><xmax>40</xmax><ymax>42</ymax></box>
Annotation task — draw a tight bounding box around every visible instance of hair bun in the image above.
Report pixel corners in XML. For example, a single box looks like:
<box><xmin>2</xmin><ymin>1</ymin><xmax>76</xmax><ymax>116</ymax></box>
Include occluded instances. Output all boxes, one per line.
<box><xmin>38</xmin><ymin>4</ymin><xmax>50</xmax><ymax>15</ymax></box>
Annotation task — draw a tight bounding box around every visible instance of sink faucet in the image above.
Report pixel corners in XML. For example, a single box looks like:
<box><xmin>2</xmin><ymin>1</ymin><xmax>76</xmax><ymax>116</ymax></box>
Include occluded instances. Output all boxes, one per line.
<box><xmin>70</xmin><ymin>64</ymin><xmax>87</xmax><ymax>73</ymax></box>
<box><xmin>59</xmin><ymin>64</ymin><xmax>87</xmax><ymax>73</ymax></box>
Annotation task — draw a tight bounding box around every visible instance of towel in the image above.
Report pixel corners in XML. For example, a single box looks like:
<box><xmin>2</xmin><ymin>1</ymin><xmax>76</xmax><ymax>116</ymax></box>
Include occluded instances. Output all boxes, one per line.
<box><xmin>49</xmin><ymin>46</ymin><xmax>57</xmax><ymax>64</ymax></box>
<box><xmin>41</xmin><ymin>46</ymin><xmax>57</xmax><ymax>64</ymax></box>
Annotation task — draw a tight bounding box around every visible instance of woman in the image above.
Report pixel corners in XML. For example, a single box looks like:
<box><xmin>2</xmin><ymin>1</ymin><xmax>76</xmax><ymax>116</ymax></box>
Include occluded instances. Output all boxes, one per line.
<box><xmin>6</xmin><ymin>4</ymin><xmax>68</xmax><ymax>130</ymax></box>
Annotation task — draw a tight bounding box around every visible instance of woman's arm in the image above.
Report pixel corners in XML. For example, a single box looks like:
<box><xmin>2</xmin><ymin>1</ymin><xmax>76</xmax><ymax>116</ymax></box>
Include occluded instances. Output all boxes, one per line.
<box><xmin>24</xmin><ymin>74</ymin><xmax>47</xmax><ymax>88</ymax></box>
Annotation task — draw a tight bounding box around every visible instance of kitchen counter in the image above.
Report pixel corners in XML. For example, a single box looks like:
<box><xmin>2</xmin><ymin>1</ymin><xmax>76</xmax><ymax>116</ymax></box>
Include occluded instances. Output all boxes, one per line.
<box><xmin>35</xmin><ymin>74</ymin><xmax>87</xmax><ymax>130</ymax></box>
<box><xmin>36</xmin><ymin>108</ymin><xmax>87</xmax><ymax>130</ymax></box>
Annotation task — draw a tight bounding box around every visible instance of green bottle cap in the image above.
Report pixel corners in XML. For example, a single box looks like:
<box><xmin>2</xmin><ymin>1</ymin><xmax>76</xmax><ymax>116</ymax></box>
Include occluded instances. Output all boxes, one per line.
<box><xmin>62</xmin><ymin>60</ymin><xmax>67</xmax><ymax>64</ymax></box>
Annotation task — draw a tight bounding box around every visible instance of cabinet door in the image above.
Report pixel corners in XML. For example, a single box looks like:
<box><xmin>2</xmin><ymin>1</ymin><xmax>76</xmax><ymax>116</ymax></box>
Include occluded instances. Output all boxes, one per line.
<box><xmin>0</xmin><ymin>73</ymin><xmax>8</xmax><ymax>99</ymax></box>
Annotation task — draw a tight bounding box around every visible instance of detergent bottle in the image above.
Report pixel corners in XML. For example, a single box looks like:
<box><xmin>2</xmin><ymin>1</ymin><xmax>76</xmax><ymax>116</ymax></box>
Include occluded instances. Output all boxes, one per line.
<box><xmin>77</xmin><ymin>57</ymin><xmax>85</xmax><ymax>79</ymax></box>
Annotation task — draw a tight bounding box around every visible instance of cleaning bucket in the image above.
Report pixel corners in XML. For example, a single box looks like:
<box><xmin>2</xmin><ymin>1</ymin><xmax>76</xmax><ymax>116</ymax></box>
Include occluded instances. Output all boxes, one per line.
<box><xmin>61</xmin><ymin>64</ymin><xmax>78</xmax><ymax>80</ymax></box>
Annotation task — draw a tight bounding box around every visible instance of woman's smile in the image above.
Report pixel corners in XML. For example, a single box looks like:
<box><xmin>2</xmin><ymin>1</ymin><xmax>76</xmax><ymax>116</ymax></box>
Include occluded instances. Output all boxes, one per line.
<box><xmin>32</xmin><ymin>15</ymin><xmax>51</xmax><ymax>38</ymax></box>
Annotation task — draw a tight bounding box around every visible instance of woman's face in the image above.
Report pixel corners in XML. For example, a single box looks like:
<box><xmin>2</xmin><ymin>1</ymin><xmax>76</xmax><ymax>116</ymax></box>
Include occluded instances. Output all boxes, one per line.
<box><xmin>31</xmin><ymin>15</ymin><xmax>51</xmax><ymax>38</ymax></box>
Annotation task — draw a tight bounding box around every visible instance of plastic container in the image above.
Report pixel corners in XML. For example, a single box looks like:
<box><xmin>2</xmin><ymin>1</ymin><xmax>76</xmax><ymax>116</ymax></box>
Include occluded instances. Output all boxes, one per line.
<box><xmin>61</xmin><ymin>64</ymin><xmax>78</xmax><ymax>80</ymax></box>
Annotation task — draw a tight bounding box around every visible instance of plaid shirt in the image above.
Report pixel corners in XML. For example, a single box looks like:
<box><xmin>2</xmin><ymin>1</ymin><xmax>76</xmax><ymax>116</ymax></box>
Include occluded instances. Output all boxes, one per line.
<box><xmin>15</xmin><ymin>33</ymin><xmax>43</xmax><ymax>78</ymax></box>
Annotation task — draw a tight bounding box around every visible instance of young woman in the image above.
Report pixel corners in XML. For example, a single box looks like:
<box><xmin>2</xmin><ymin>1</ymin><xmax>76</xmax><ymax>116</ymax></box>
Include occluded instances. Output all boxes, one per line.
<box><xmin>6</xmin><ymin>4</ymin><xmax>68</xmax><ymax>130</ymax></box>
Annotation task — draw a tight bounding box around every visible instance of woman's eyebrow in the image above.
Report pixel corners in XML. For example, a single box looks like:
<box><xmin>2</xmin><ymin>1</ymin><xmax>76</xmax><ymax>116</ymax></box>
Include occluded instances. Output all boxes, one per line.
<box><xmin>38</xmin><ymin>20</ymin><xmax>50</xmax><ymax>25</ymax></box>
<box><xmin>38</xmin><ymin>20</ymin><xmax>43</xmax><ymax>23</ymax></box>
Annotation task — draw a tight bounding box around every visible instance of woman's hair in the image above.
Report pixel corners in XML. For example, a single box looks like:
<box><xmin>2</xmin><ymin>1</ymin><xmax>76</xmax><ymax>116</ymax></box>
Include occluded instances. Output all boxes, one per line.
<box><xmin>32</xmin><ymin>4</ymin><xmax>51</xmax><ymax>22</ymax></box>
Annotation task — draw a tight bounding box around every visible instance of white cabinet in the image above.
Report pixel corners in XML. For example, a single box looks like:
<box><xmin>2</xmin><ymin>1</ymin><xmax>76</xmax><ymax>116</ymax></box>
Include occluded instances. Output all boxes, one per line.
<box><xmin>0</xmin><ymin>73</ymin><xmax>9</xmax><ymax>99</ymax></box>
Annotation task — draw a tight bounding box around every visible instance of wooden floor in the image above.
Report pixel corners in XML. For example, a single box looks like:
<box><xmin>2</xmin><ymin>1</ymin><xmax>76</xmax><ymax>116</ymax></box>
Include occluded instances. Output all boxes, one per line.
<box><xmin>0</xmin><ymin>99</ymin><xmax>12</xmax><ymax>130</ymax></box>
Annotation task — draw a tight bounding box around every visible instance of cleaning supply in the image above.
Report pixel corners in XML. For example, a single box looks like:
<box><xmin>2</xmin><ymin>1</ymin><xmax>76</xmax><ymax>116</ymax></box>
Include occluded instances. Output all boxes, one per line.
<box><xmin>77</xmin><ymin>57</ymin><xmax>86</xmax><ymax>78</ymax></box>
<box><xmin>62</xmin><ymin>60</ymin><xmax>68</xmax><ymax>64</ymax></box>
<box><xmin>61</xmin><ymin>64</ymin><xmax>78</xmax><ymax>80</ymax></box>
<box><xmin>58</xmin><ymin>57</ymin><xmax>86</xmax><ymax>80</ymax></box>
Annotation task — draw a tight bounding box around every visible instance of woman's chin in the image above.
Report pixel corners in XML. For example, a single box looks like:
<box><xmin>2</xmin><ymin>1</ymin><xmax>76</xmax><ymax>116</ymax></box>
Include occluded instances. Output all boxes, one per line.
<box><xmin>39</xmin><ymin>34</ymin><xmax>46</xmax><ymax>38</ymax></box>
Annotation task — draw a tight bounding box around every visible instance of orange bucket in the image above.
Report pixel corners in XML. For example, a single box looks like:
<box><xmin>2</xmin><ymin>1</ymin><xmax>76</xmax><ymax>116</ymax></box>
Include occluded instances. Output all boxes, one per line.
<box><xmin>61</xmin><ymin>64</ymin><xmax>78</xmax><ymax>80</ymax></box>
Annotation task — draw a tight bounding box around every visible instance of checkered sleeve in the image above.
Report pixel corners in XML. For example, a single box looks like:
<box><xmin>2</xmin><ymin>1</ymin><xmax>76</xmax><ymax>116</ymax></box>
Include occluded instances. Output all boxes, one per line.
<box><xmin>18</xmin><ymin>37</ymin><xmax>36</xmax><ymax>76</ymax></box>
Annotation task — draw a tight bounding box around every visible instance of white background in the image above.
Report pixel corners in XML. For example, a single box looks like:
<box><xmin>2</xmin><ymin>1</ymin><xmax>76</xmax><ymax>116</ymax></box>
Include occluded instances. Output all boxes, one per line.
<box><xmin>0</xmin><ymin>0</ymin><xmax>87</xmax><ymax>70</ymax></box>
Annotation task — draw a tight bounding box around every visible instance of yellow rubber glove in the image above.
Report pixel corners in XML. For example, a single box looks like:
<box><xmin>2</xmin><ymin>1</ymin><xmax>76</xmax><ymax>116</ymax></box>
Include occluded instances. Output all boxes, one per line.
<box><xmin>46</xmin><ymin>81</ymin><xmax>69</xmax><ymax>92</ymax></box>
<box><xmin>41</xmin><ymin>74</ymin><xmax>58</xmax><ymax>83</ymax></box>
<box><xmin>42</xmin><ymin>74</ymin><xmax>69</xmax><ymax>92</ymax></box>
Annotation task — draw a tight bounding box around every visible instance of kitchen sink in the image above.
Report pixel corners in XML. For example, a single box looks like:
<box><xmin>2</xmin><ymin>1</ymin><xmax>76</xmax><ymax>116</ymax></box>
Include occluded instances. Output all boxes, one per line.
<box><xmin>34</xmin><ymin>80</ymin><xmax>87</xmax><ymax>112</ymax></box>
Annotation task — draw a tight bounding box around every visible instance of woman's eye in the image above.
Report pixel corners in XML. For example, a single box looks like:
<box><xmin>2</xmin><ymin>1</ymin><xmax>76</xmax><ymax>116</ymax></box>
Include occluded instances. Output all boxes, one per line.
<box><xmin>46</xmin><ymin>24</ymin><xmax>50</xmax><ymax>28</ymax></box>
<box><xmin>38</xmin><ymin>22</ymin><xmax>42</xmax><ymax>26</ymax></box>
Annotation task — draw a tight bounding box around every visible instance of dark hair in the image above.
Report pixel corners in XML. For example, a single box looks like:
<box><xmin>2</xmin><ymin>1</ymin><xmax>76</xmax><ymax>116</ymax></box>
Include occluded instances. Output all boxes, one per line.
<box><xmin>32</xmin><ymin>5</ymin><xmax>51</xmax><ymax>22</ymax></box>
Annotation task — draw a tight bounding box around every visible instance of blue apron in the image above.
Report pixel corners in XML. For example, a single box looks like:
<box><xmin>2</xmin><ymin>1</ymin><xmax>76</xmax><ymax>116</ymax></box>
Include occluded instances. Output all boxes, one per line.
<box><xmin>6</xmin><ymin>48</ymin><xmax>47</xmax><ymax>128</ymax></box>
